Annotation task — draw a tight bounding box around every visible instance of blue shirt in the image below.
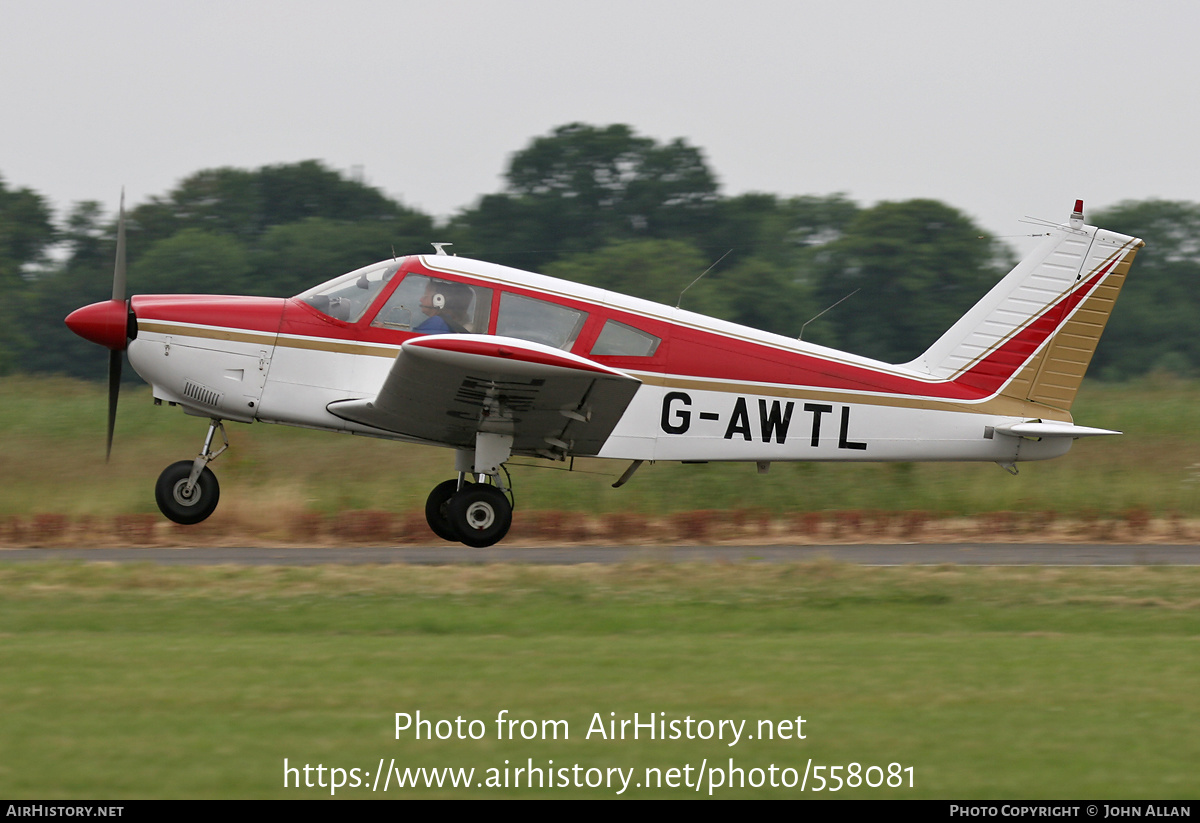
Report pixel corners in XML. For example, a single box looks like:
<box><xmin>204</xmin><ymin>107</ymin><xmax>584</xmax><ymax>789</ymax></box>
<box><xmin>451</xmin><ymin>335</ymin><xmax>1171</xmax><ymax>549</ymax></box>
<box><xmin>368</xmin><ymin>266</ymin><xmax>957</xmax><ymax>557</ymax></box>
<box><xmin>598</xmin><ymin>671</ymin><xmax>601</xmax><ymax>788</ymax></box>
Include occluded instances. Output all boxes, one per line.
<box><xmin>415</xmin><ymin>315</ymin><xmax>452</xmax><ymax>334</ymax></box>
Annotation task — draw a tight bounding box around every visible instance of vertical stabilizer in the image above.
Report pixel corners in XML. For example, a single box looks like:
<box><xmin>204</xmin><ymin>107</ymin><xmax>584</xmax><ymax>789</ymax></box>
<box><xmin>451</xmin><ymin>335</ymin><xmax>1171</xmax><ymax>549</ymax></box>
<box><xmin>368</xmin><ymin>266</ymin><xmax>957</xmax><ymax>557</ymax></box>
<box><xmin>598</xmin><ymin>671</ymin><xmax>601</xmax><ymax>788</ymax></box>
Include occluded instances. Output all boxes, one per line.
<box><xmin>904</xmin><ymin>203</ymin><xmax>1142</xmax><ymax>412</ymax></box>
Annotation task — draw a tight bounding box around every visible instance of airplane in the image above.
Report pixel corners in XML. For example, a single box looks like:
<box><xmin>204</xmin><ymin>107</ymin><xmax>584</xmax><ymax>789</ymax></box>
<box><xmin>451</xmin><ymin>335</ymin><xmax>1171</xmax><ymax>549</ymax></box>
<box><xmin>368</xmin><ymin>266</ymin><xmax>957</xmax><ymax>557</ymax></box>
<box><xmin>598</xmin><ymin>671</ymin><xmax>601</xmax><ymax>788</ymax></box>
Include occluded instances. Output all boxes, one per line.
<box><xmin>65</xmin><ymin>199</ymin><xmax>1142</xmax><ymax>547</ymax></box>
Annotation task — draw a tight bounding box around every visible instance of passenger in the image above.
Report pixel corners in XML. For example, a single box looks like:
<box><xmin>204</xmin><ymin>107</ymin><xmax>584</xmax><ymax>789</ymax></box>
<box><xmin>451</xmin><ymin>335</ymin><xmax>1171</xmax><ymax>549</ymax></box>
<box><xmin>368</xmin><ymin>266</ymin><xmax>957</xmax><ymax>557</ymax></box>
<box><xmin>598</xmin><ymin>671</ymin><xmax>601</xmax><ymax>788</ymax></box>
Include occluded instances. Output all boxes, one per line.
<box><xmin>416</xmin><ymin>281</ymin><xmax>472</xmax><ymax>334</ymax></box>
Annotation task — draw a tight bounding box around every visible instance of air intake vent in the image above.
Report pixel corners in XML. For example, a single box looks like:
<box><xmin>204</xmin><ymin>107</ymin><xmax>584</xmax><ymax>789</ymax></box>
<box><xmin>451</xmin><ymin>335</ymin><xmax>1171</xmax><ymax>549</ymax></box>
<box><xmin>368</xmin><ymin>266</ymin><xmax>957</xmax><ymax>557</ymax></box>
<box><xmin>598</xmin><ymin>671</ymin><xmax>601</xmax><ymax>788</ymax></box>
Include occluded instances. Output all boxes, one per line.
<box><xmin>183</xmin><ymin>379</ymin><xmax>222</xmax><ymax>408</ymax></box>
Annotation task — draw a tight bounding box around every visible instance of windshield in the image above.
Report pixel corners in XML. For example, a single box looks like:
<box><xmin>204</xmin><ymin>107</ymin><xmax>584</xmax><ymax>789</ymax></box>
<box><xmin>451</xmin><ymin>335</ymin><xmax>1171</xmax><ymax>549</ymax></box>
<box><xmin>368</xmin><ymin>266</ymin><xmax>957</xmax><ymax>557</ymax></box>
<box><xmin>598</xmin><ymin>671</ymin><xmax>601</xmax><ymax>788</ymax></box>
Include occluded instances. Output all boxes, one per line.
<box><xmin>295</xmin><ymin>260</ymin><xmax>401</xmax><ymax>323</ymax></box>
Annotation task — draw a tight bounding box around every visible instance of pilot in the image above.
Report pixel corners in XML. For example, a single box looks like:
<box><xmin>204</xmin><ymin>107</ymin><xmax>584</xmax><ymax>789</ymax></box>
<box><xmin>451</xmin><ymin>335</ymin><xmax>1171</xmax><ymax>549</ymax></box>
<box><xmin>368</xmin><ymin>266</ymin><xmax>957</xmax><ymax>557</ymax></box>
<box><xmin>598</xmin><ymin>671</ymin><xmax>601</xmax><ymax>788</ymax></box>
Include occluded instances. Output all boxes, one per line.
<box><xmin>416</xmin><ymin>280</ymin><xmax>471</xmax><ymax>334</ymax></box>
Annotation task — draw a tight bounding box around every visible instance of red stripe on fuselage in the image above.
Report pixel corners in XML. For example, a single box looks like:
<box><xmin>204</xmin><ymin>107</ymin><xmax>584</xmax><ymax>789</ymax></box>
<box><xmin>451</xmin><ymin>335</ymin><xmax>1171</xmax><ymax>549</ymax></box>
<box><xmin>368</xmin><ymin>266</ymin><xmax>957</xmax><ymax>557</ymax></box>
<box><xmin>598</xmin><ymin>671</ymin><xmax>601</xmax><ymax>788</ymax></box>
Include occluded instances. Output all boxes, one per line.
<box><xmin>132</xmin><ymin>295</ymin><xmax>287</xmax><ymax>334</ymax></box>
<box><xmin>653</xmin><ymin>255</ymin><xmax>1118</xmax><ymax>400</ymax></box>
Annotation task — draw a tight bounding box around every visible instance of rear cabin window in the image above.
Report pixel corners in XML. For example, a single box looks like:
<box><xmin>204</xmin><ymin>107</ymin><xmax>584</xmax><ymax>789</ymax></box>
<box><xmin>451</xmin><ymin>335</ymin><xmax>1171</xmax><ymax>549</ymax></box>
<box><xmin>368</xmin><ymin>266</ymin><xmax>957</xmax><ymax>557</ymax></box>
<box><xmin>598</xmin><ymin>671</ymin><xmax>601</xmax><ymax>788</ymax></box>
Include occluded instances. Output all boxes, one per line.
<box><xmin>371</xmin><ymin>274</ymin><xmax>493</xmax><ymax>335</ymax></box>
<box><xmin>590</xmin><ymin>319</ymin><xmax>661</xmax><ymax>357</ymax></box>
<box><xmin>495</xmin><ymin>293</ymin><xmax>587</xmax><ymax>350</ymax></box>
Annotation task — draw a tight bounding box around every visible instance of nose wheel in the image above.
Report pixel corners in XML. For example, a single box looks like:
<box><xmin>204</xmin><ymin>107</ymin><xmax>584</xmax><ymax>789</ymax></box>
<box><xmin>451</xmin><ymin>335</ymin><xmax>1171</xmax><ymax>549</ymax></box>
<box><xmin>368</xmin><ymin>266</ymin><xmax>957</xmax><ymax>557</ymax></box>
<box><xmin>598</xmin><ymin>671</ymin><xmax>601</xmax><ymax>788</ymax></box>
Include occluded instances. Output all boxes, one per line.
<box><xmin>425</xmin><ymin>478</ymin><xmax>513</xmax><ymax>547</ymax></box>
<box><xmin>154</xmin><ymin>418</ymin><xmax>227</xmax><ymax>525</ymax></box>
<box><xmin>155</xmin><ymin>461</ymin><xmax>221</xmax><ymax>525</ymax></box>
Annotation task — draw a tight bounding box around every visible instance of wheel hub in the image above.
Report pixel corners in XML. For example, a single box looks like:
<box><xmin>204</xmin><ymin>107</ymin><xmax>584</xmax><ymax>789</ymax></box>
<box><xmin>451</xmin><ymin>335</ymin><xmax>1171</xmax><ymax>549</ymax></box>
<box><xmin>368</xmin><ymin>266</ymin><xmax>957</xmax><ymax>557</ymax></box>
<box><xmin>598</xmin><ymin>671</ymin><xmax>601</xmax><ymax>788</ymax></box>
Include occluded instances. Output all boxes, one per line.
<box><xmin>464</xmin><ymin>501</ymin><xmax>495</xmax><ymax>530</ymax></box>
<box><xmin>172</xmin><ymin>480</ymin><xmax>199</xmax><ymax>507</ymax></box>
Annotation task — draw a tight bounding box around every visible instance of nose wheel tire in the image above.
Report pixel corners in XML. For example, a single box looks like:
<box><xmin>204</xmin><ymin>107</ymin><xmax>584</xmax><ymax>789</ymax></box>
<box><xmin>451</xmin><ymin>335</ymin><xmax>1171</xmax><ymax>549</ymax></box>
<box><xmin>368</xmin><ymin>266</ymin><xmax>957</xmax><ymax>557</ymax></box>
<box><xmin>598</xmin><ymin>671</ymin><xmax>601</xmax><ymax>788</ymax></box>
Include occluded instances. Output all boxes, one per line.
<box><xmin>446</xmin><ymin>484</ymin><xmax>512</xmax><ymax>548</ymax></box>
<box><xmin>154</xmin><ymin>460</ymin><xmax>220</xmax><ymax>525</ymax></box>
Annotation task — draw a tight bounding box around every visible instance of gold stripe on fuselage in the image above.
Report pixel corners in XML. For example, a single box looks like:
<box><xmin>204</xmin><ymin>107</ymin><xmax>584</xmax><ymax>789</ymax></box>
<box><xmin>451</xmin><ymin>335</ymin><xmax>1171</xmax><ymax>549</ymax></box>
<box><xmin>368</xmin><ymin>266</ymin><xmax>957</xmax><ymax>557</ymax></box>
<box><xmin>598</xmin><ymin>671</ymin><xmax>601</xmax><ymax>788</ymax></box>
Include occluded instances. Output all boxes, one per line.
<box><xmin>136</xmin><ymin>321</ymin><xmax>276</xmax><ymax>347</ymax></box>
<box><xmin>137</xmin><ymin>321</ymin><xmax>400</xmax><ymax>359</ymax></box>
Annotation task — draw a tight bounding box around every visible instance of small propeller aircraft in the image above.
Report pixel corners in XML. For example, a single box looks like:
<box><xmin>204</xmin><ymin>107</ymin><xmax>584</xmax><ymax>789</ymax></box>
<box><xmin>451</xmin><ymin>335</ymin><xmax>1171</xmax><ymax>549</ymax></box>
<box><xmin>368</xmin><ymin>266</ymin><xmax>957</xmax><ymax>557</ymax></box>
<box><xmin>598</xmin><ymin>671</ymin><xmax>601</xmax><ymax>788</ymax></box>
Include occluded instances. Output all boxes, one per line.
<box><xmin>65</xmin><ymin>199</ymin><xmax>1142</xmax><ymax>547</ymax></box>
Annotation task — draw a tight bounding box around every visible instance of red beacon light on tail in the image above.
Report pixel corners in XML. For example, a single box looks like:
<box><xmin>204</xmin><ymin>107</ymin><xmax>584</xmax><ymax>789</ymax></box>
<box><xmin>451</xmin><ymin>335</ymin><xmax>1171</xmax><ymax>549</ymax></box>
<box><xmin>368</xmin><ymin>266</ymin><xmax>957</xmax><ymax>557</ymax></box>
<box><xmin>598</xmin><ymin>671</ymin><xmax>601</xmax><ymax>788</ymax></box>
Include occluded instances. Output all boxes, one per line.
<box><xmin>1070</xmin><ymin>199</ymin><xmax>1085</xmax><ymax>228</ymax></box>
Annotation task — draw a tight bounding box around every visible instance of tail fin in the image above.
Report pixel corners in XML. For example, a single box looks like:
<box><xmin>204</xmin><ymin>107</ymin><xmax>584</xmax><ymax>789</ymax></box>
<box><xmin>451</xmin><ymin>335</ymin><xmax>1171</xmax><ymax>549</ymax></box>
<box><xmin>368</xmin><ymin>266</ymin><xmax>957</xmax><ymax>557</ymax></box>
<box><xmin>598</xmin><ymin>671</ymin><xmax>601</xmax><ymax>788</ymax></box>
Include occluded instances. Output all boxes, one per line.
<box><xmin>905</xmin><ymin>201</ymin><xmax>1143</xmax><ymax>412</ymax></box>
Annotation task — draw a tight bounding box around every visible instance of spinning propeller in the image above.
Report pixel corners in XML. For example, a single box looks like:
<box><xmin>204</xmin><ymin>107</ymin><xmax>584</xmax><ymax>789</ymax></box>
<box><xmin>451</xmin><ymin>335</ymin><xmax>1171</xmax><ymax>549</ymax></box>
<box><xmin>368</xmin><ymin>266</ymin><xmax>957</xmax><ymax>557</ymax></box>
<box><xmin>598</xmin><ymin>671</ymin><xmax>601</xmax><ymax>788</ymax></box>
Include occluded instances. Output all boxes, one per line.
<box><xmin>64</xmin><ymin>192</ymin><xmax>136</xmax><ymax>460</ymax></box>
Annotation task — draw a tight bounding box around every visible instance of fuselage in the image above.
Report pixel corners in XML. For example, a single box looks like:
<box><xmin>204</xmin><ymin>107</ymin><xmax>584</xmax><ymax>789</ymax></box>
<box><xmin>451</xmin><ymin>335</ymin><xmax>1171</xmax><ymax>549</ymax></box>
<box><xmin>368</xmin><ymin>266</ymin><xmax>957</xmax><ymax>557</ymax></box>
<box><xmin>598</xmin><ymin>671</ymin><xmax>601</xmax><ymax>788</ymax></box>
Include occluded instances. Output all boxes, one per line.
<box><xmin>124</xmin><ymin>253</ymin><xmax>1077</xmax><ymax>466</ymax></box>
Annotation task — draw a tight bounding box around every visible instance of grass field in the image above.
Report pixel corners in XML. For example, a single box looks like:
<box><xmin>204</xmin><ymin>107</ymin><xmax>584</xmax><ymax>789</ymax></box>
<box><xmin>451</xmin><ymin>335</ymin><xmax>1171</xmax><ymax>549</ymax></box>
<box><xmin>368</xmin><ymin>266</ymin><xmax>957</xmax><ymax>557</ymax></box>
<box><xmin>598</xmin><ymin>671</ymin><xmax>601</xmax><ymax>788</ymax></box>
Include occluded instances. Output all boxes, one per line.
<box><xmin>3</xmin><ymin>376</ymin><xmax>1198</xmax><ymax>799</ymax></box>
<box><xmin>1</xmin><ymin>562</ymin><xmax>1198</xmax><ymax>798</ymax></box>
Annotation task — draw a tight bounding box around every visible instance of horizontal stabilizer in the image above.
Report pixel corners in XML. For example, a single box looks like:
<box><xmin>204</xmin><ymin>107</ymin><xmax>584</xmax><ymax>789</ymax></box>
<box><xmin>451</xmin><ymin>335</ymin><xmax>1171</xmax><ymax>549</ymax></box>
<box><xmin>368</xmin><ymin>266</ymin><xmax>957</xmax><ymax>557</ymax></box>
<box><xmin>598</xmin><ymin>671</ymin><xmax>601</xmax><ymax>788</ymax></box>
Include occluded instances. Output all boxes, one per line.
<box><xmin>994</xmin><ymin>421</ymin><xmax>1121</xmax><ymax>439</ymax></box>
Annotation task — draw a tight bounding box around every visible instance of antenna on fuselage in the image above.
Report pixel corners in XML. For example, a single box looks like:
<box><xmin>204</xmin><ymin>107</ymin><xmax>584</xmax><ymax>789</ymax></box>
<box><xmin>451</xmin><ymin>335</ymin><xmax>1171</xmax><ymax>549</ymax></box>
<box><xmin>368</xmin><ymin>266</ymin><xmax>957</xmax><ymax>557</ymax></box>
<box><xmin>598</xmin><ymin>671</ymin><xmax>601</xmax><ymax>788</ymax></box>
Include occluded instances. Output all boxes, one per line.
<box><xmin>676</xmin><ymin>249</ymin><xmax>732</xmax><ymax>309</ymax></box>
<box><xmin>798</xmin><ymin>288</ymin><xmax>859</xmax><ymax>342</ymax></box>
<box><xmin>431</xmin><ymin>243</ymin><xmax>454</xmax><ymax>256</ymax></box>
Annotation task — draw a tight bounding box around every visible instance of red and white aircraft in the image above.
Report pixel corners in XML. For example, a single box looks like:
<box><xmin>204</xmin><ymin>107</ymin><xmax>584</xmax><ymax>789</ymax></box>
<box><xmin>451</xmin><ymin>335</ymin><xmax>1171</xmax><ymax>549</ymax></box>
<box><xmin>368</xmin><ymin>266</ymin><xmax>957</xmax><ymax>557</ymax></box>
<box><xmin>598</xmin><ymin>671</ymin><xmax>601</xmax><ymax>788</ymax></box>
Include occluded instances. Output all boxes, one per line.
<box><xmin>65</xmin><ymin>200</ymin><xmax>1142</xmax><ymax>546</ymax></box>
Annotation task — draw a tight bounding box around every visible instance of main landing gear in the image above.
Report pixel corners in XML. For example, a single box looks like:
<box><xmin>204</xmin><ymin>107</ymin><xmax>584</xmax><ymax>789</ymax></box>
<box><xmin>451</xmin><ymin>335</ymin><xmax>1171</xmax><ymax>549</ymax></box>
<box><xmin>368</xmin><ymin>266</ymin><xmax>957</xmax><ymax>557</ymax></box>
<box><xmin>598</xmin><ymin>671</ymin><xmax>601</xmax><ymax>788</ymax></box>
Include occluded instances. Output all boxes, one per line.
<box><xmin>425</xmin><ymin>477</ymin><xmax>513</xmax><ymax>548</ymax></box>
<box><xmin>425</xmin><ymin>433</ymin><xmax>515</xmax><ymax>548</ymax></box>
<box><xmin>155</xmin><ymin>418</ymin><xmax>227</xmax><ymax>525</ymax></box>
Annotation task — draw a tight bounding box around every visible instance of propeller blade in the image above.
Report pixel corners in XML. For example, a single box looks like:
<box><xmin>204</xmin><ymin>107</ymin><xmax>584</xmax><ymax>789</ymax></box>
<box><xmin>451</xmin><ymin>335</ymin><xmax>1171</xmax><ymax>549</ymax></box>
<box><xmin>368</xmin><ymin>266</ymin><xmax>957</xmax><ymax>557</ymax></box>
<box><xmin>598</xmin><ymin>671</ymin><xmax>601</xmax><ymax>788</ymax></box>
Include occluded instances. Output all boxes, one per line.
<box><xmin>106</xmin><ymin>191</ymin><xmax>127</xmax><ymax>460</ymax></box>
<box><xmin>112</xmin><ymin>189</ymin><xmax>126</xmax><ymax>302</ymax></box>
<box><xmin>106</xmin><ymin>349</ymin><xmax>122</xmax><ymax>461</ymax></box>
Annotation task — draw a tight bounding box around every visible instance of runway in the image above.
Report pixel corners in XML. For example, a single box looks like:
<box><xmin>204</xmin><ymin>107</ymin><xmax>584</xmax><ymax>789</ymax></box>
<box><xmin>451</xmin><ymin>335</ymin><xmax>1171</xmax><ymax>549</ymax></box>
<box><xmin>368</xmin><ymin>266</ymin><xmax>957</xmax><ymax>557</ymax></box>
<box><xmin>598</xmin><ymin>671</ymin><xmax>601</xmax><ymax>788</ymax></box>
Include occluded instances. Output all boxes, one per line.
<box><xmin>3</xmin><ymin>544</ymin><xmax>1200</xmax><ymax>565</ymax></box>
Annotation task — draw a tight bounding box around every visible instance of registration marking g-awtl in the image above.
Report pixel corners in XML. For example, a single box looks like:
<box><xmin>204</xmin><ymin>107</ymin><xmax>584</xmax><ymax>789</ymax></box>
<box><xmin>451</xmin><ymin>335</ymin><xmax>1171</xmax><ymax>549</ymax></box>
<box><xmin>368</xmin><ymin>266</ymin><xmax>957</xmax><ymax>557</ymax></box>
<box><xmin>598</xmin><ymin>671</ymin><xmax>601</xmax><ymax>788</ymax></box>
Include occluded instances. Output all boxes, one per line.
<box><xmin>659</xmin><ymin>391</ymin><xmax>867</xmax><ymax>450</ymax></box>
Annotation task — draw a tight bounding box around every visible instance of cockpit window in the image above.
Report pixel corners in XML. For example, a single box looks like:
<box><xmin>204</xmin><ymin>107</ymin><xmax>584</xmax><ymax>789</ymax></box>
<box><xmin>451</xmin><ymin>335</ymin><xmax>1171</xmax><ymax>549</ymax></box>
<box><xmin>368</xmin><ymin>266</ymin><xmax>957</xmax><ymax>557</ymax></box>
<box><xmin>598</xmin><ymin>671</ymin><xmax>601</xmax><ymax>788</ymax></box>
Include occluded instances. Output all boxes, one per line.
<box><xmin>371</xmin><ymin>275</ymin><xmax>493</xmax><ymax>335</ymax></box>
<box><xmin>495</xmin><ymin>293</ymin><xmax>587</xmax><ymax>350</ymax></box>
<box><xmin>590</xmin><ymin>319</ymin><xmax>661</xmax><ymax>357</ymax></box>
<box><xmin>296</xmin><ymin>260</ymin><xmax>401</xmax><ymax>323</ymax></box>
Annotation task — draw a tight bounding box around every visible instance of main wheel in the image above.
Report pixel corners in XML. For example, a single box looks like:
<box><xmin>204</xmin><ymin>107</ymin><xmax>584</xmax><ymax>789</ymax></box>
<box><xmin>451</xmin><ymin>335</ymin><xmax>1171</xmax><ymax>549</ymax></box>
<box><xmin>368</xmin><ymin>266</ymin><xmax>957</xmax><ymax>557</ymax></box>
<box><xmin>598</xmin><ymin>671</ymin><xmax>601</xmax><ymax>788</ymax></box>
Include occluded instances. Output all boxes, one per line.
<box><xmin>154</xmin><ymin>460</ymin><xmax>220</xmax><ymax>525</ymax></box>
<box><xmin>425</xmin><ymin>479</ymin><xmax>467</xmax><ymax>542</ymax></box>
<box><xmin>446</xmin><ymin>485</ymin><xmax>512</xmax><ymax>548</ymax></box>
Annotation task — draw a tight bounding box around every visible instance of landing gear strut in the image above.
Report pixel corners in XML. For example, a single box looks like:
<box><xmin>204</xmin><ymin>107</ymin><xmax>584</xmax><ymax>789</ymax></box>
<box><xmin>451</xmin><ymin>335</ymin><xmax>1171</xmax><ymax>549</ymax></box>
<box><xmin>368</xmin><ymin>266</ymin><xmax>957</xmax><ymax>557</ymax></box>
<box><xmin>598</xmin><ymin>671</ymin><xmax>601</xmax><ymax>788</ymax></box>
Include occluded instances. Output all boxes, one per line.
<box><xmin>424</xmin><ymin>433</ymin><xmax>515</xmax><ymax>547</ymax></box>
<box><xmin>155</xmin><ymin>418</ymin><xmax>227</xmax><ymax>525</ymax></box>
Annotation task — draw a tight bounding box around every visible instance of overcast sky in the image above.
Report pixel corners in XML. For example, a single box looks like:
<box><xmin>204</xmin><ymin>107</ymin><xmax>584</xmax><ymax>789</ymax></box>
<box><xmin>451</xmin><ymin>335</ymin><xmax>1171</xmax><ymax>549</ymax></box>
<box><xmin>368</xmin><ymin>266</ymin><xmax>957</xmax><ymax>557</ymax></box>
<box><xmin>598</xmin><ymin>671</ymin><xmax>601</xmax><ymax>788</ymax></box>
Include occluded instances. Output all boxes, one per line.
<box><xmin>3</xmin><ymin>0</ymin><xmax>1196</xmax><ymax>255</ymax></box>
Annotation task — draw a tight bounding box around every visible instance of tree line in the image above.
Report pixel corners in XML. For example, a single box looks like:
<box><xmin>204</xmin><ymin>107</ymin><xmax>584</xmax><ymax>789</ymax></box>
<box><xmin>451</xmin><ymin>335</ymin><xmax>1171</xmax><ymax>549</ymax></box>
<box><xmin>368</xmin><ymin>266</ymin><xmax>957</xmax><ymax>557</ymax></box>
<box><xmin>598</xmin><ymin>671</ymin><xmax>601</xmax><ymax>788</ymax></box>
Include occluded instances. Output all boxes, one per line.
<box><xmin>3</xmin><ymin>123</ymin><xmax>1196</xmax><ymax>381</ymax></box>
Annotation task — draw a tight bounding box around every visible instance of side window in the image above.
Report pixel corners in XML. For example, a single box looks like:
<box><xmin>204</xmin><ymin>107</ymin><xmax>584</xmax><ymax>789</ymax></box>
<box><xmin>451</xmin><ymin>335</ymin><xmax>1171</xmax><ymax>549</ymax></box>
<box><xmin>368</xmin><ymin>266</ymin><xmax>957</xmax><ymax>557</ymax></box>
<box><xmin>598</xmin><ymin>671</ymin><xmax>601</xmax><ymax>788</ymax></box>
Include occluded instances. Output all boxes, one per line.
<box><xmin>372</xmin><ymin>275</ymin><xmax>493</xmax><ymax>335</ymax></box>
<box><xmin>495</xmin><ymin>293</ymin><xmax>587</xmax><ymax>350</ymax></box>
<box><xmin>590</xmin><ymin>319</ymin><xmax>661</xmax><ymax>357</ymax></box>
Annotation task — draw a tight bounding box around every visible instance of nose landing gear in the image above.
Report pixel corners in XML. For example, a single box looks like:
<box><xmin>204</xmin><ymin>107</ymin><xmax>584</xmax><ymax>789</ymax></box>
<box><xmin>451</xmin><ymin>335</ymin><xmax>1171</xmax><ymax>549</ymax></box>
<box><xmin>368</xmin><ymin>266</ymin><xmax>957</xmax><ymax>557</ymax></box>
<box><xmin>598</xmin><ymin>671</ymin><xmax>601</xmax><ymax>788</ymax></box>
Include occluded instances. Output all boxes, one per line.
<box><xmin>155</xmin><ymin>418</ymin><xmax>227</xmax><ymax>525</ymax></box>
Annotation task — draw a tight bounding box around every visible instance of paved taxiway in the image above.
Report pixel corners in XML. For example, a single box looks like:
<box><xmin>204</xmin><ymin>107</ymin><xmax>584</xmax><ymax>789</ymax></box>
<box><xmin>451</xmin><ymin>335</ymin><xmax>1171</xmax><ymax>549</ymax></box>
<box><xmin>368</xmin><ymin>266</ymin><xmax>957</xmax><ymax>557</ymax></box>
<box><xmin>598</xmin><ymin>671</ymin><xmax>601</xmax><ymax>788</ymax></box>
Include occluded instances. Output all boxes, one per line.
<box><xmin>3</xmin><ymin>544</ymin><xmax>1200</xmax><ymax>565</ymax></box>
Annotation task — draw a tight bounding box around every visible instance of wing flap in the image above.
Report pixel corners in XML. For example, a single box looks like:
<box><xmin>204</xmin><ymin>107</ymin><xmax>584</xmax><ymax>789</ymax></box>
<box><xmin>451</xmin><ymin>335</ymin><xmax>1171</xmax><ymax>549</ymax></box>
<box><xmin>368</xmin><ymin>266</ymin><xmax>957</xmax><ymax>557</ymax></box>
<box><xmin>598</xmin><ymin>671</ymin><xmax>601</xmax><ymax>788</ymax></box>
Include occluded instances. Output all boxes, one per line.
<box><xmin>326</xmin><ymin>335</ymin><xmax>641</xmax><ymax>456</ymax></box>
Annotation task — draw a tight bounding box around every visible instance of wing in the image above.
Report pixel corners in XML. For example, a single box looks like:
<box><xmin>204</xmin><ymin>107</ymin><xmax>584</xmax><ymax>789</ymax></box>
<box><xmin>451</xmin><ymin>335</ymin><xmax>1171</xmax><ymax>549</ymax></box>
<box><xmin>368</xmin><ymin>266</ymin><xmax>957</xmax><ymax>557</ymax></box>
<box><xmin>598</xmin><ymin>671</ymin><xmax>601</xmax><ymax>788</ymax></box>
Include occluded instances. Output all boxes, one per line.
<box><xmin>326</xmin><ymin>335</ymin><xmax>642</xmax><ymax>458</ymax></box>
